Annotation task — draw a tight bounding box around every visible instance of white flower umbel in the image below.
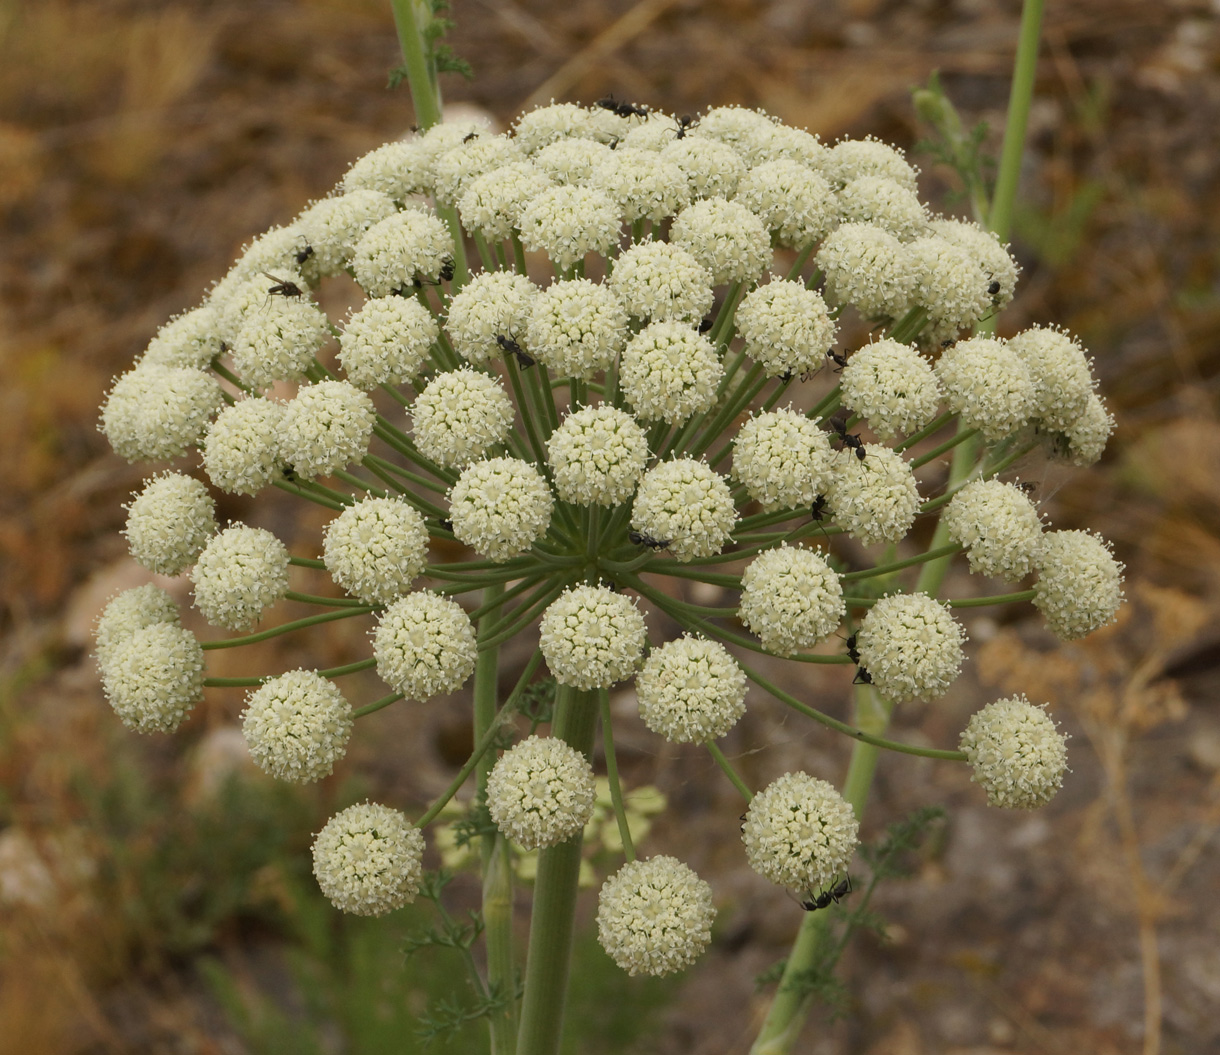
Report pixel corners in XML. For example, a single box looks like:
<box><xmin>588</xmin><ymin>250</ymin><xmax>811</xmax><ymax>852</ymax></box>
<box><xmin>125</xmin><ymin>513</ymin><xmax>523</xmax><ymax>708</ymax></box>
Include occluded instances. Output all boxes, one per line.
<box><xmin>100</xmin><ymin>364</ymin><xmax>224</xmax><ymax>463</ymax></box>
<box><xmin>231</xmin><ymin>295</ymin><xmax>332</xmax><ymax>391</ymax></box>
<box><xmin>943</xmin><ymin>479</ymin><xmax>1044</xmax><ymax>582</ymax></box>
<box><xmin>597</xmin><ymin>856</ymin><xmax>716</xmax><ymax>977</ymax></box>
<box><xmin>928</xmin><ymin>218</ymin><xmax>1019</xmax><ymax>314</ymax></box>
<box><xmin>636</xmin><ymin>635</ymin><xmax>747</xmax><ymax>743</ymax></box>
<box><xmin>538</xmin><ymin>585</ymin><xmax>648</xmax><ymax>690</ymax></box>
<box><xmin>1033</xmin><ymin>530</ymin><xmax>1124</xmax><ymax>640</ymax></box>
<box><xmin>417</xmin><ymin>120</ymin><xmax>494</xmax><ymax>179</ymax></box>
<box><xmin>202</xmin><ymin>397</ymin><xmax>287</xmax><ymax>496</ymax></box>
<box><xmin>630</xmin><ymin>458</ymin><xmax>737</xmax><ymax>563</ymax></box>
<box><xmin>296</xmin><ymin>190</ymin><xmax>398</xmax><ymax>278</ymax></box>
<box><xmin>960</xmin><ymin>695</ymin><xmax>1069</xmax><ymax>809</ymax></box>
<box><xmin>1007</xmin><ymin>325</ymin><xmax>1094</xmax><ymax>432</ymax></box>
<box><xmin>694</xmin><ymin>105</ymin><xmax>778</xmax><ymax>166</ymax></box>
<box><xmin>731</xmin><ymin>408</ymin><xmax>834</xmax><ymax>512</ymax></box>
<box><xmin>432</xmin><ymin>134</ymin><xmax>526</xmax><ymax>206</ymax></box>
<box><xmin>904</xmin><ymin>235</ymin><xmax>994</xmax><ymax>341</ymax></box>
<box><xmin>934</xmin><ymin>337</ymin><xmax>1033</xmax><ymax>441</ymax></box>
<box><xmin>670</xmin><ymin>197</ymin><xmax>771</xmax><ymax>286</ymax></box>
<box><xmin>837</xmin><ymin>176</ymin><xmax>928</xmax><ymax>241</ymax></box>
<box><xmin>448</xmin><ymin>457</ymin><xmax>554</xmax><ymax>562</ymax></box>
<box><xmin>123</xmin><ymin>472</ymin><xmax>217</xmax><ymax>576</ymax></box>
<box><xmin>1063</xmin><ymin>393</ymin><xmax>1115</xmax><ymax>467</ymax></box>
<box><xmin>765</xmin><ymin>124</ymin><xmax>830</xmax><ymax>169</ymax></box>
<box><xmin>191</xmin><ymin>525</ymin><xmax>290</xmax><ymax>631</ymax></box>
<box><xmin>839</xmin><ymin>339</ymin><xmax>941</xmax><ymax>440</ymax></box>
<box><xmin>512</xmin><ymin>102</ymin><xmax>599</xmax><ymax>154</ymax></box>
<box><xmin>527</xmin><ymin>278</ymin><xmax>629</xmax><ymax>379</ymax></box>
<box><xmin>352</xmin><ymin>210</ymin><xmax>455</xmax><ymax>297</ymax></box>
<box><xmin>734</xmin><ymin>159</ymin><xmax>836</xmax><ymax>250</ymax></box>
<box><xmin>242</xmin><ymin>669</ymin><xmax>354</xmax><ymax>783</ymax></box>
<box><xmin>101</xmin><ymin>623</ymin><xmax>205</xmax><ymax>734</ymax></box>
<box><xmin>533</xmin><ymin>138</ymin><xmax>613</xmax><ymax>186</ymax></box>
<box><xmin>339</xmin><ymin>296</ymin><xmax>438</xmax><ymax>389</ymax></box>
<box><xmin>412</xmin><ymin>368</ymin><xmax>515</xmax><ymax>469</ymax></box>
<box><xmin>735</xmin><ymin>280</ymin><xmax>837</xmax><ymax>378</ymax></box>
<box><xmin>94</xmin><ymin>584</ymin><xmax>180</xmax><ymax>669</ymax></box>
<box><xmin>825</xmin><ymin>137</ymin><xmax>918</xmax><ymax>191</ymax></box>
<box><xmin>518</xmin><ymin>185</ymin><xmax>620</xmax><ymax>270</ymax></box>
<box><xmin>738</xmin><ymin>544</ymin><xmax>845</xmax><ymax>656</ymax></box>
<box><xmin>323</xmin><ymin>497</ymin><xmax>429</xmax><ymax>605</ymax></box>
<box><xmin>373</xmin><ymin>592</ymin><xmax>478</xmax><ymax>700</ymax></box>
<box><xmin>590</xmin><ymin>149</ymin><xmax>690</xmax><ymax>223</ymax></box>
<box><xmin>546</xmin><ymin>405</ymin><xmax>649</xmax><ymax>507</ymax></box>
<box><xmin>141</xmin><ymin>305</ymin><xmax>224</xmax><ymax>370</ymax></box>
<box><xmin>816</xmin><ymin>223</ymin><xmax>914</xmax><ymax>320</ymax></box>
<box><xmin>608</xmin><ymin>241</ymin><xmax>714</xmax><ymax>324</ymax></box>
<box><xmin>341</xmin><ymin>139</ymin><xmax>433</xmax><ymax>201</ymax></box>
<box><xmin>281</xmin><ymin>380</ymin><xmax>377</xmax><ymax>480</ymax></box>
<box><xmin>458</xmin><ymin>161</ymin><xmax>554</xmax><ymax>242</ymax></box>
<box><xmin>742</xmin><ymin>772</ymin><xmax>859</xmax><ymax>892</ymax></box>
<box><xmin>826</xmin><ymin>445</ymin><xmax>921</xmax><ymax>547</ymax></box>
<box><xmin>445</xmin><ymin>271</ymin><xmax>540</xmax><ymax>367</ymax></box>
<box><xmin>661</xmin><ymin>136</ymin><xmax>746</xmax><ymax>201</ymax></box>
<box><xmin>312</xmin><ymin>802</ymin><xmax>425</xmax><ymax>916</ymax></box>
<box><xmin>620</xmin><ymin>321</ymin><xmax>722</xmax><ymax>424</ymax></box>
<box><xmin>486</xmin><ymin>735</ymin><xmax>597</xmax><ymax>850</ymax></box>
<box><xmin>856</xmin><ymin>593</ymin><xmax>966</xmax><ymax>702</ymax></box>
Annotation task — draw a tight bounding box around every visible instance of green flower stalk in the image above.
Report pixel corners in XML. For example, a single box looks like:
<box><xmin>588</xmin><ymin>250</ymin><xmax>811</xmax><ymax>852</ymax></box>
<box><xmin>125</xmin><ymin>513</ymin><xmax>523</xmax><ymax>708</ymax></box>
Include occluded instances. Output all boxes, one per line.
<box><xmin>96</xmin><ymin>58</ymin><xmax>1120</xmax><ymax>1055</ymax></box>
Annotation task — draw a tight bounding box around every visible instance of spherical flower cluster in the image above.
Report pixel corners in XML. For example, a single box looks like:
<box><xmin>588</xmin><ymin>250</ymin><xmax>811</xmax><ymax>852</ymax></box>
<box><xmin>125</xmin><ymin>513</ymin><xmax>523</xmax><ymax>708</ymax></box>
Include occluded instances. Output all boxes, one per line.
<box><xmin>352</xmin><ymin>210</ymin><xmax>454</xmax><ymax>297</ymax></box>
<box><xmin>412</xmin><ymin>368</ymin><xmax>515</xmax><ymax>468</ymax></box>
<box><xmin>928</xmin><ymin>218</ymin><xmax>1019</xmax><ymax>312</ymax></box>
<box><xmin>415</xmin><ymin>120</ymin><xmax>492</xmax><ymax>175</ymax></box>
<box><xmin>619</xmin><ymin>111</ymin><xmax>682</xmax><ymax>151</ymax></box>
<box><xmin>432</xmin><ymin>134</ymin><xmax>525</xmax><ymax>205</ymax></box>
<box><xmin>527</xmin><ymin>278</ymin><xmax>629</xmax><ymax>379</ymax></box>
<box><xmin>1033</xmin><ymin>530</ymin><xmax>1124</xmax><ymax>640</ymax></box>
<box><xmin>445</xmin><ymin>271</ymin><xmax>539</xmax><ymax>367</ymax></box>
<box><xmin>636</xmin><ymin>635</ymin><xmax>747</xmax><ymax>743</ymax></box>
<box><xmin>190</xmin><ymin>525</ymin><xmax>291</xmax><ymax>631</ymax></box>
<box><xmin>339</xmin><ymin>296</ymin><xmax>438</xmax><ymax>389</ymax></box>
<box><xmin>661</xmin><ymin>136</ymin><xmax>746</xmax><ymax>200</ymax></box>
<box><xmin>608</xmin><ymin>241</ymin><xmax>714</xmax><ymax>323</ymax></box>
<box><xmin>518</xmin><ymin>185</ymin><xmax>620</xmax><ymax>269</ymax></box>
<box><xmin>457</xmin><ymin>160</ymin><xmax>554</xmax><ymax>242</ymax></box>
<box><xmin>1007</xmin><ymin>325</ymin><xmax>1094</xmax><ymax>432</ymax></box>
<box><xmin>546</xmin><ymin>405</ymin><xmax>649</xmax><ymax>506</ymax></box>
<box><xmin>765</xmin><ymin>124</ymin><xmax>828</xmax><ymax>168</ymax></box>
<box><xmin>590</xmin><ymin>149</ymin><xmax>689</xmax><ymax>223</ymax></box>
<box><xmin>826</xmin><ymin>137</ymin><xmax>918</xmax><ymax>191</ymax></box>
<box><xmin>202</xmin><ymin>397</ymin><xmax>287</xmax><ymax>495</ymax></box>
<box><xmin>695</xmin><ymin>105</ymin><xmax>778</xmax><ymax>165</ymax></box>
<box><xmin>538</xmin><ymin>585</ymin><xmax>648</xmax><ymax>690</ymax></box>
<box><xmin>448</xmin><ymin>457</ymin><xmax>554</xmax><ymax>562</ymax></box>
<box><xmin>242</xmin><ymin>670</ymin><xmax>353</xmax><ymax>783</ymax></box>
<box><xmin>839</xmin><ymin>340</ymin><xmax>941</xmax><ymax>440</ymax></box>
<box><xmin>934</xmin><ymin>337</ymin><xmax>1033</xmax><ymax>441</ymax></box>
<box><xmin>855</xmin><ymin>593</ymin><xmax>966</xmax><ymax>702</ymax></box>
<box><xmin>533</xmin><ymin>138</ymin><xmax>612</xmax><ymax>186</ymax></box>
<box><xmin>94</xmin><ymin>584</ymin><xmax>180</xmax><ymax>669</ymax></box>
<box><xmin>142</xmin><ymin>305</ymin><xmax>224</xmax><ymax>370</ymax></box>
<box><xmin>597</xmin><ymin>856</ymin><xmax>716</xmax><ymax>977</ymax></box>
<box><xmin>373</xmin><ymin>592</ymin><xmax>478</xmax><ymax>700</ymax></box>
<box><xmin>734</xmin><ymin>280</ymin><xmax>837</xmax><ymax>378</ymax></box>
<box><xmin>826</xmin><ymin>445</ymin><xmax>921</xmax><ymax>546</ymax></box>
<box><xmin>738</xmin><ymin>545</ymin><xmax>845</xmax><ymax>656</ymax></box>
<box><xmin>670</xmin><ymin>198</ymin><xmax>771</xmax><ymax>285</ymax></box>
<box><xmin>816</xmin><ymin>223</ymin><xmax>913</xmax><ymax>319</ymax></box>
<box><xmin>323</xmin><ymin>497</ymin><xmax>429</xmax><ymax>605</ymax></box>
<box><xmin>281</xmin><ymin>380</ymin><xmax>377</xmax><ymax>480</ymax></box>
<box><xmin>312</xmin><ymin>802</ymin><xmax>425</xmax><ymax>916</ymax></box>
<box><xmin>1063</xmin><ymin>393</ymin><xmax>1115</xmax><ymax>467</ymax></box>
<box><xmin>731</xmin><ymin>408</ymin><xmax>833</xmax><ymax>511</ymax></box>
<box><xmin>101</xmin><ymin>623</ymin><xmax>205</xmax><ymax>734</ymax></box>
<box><xmin>101</xmin><ymin>364</ymin><xmax>224</xmax><ymax>463</ymax></box>
<box><xmin>619</xmin><ymin>321</ymin><xmax>722</xmax><ymax>424</ymax></box>
<box><xmin>943</xmin><ymin>479</ymin><xmax>1044</xmax><ymax>582</ymax></box>
<box><xmin>837</xmin><ymin>177</ymin><xmax>928</xmax><ymax>240</ymax></box>
<box><xmin>231</xmin><ymin>295</ymin><xmax>333</xmax><ymax>390</ymax></box>
<box><xmin>123</xmin><ymin>473</ymin><xmax>217</xmax><ymax>576</ymax></box>
<box><xmin>486</xmin><ymin>735</ymin><xmax>597</xmax><ymax>850</ymax></box>
<box><xmin>960</xmin><ymin>695</ymin><xmax>1069</xmax><ymax>809</ymax></box>
<box><xmin>297</xmin><ymin>190</ymin><xmax>398</xmax><ymax>278</ymax></box>
<box><xmin>512</xmin><ymin>102</ymin><xmax>598</xmax><ymax>154</ymax></box>
<box><xmin>340</xmin><ymin>139</ymin><xmax>432</xmax><ymax>200</ymax></box>
<box><xmin>904</xmin><ymin>235</ymin><xmax>993</xmax><ymax>340</ymax></box>
<box><xmin>630</xmin><ymin>458</ymin><xmax>737</xmax><ymax>563</ymax></box>
<box><xmin>734</xmin><ymin>159</ymin><xmax>836</xmax><ymax>249</ymax></box>
<box><xmin>741</xmin><ymin>772</ymin><xmax>859</xmax><ymax>892</ymax></box>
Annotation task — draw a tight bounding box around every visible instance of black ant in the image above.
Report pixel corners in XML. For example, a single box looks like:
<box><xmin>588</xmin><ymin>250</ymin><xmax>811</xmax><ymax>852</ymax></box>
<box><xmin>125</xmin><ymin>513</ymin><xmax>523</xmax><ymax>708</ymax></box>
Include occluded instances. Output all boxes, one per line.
<box><xmin>739</xmin><ymin>813</ymin><xmax>747</xmax><ymax>834</ymax></box>
<box><xmin>281</xmin><ymin>465</ymin><xmax>299</xmax><ymax>482</ymax></box>
<box><xmin>438</xmin><ymin>518</ymin><xmax>454</xmax><ymax>532</ymax></box>
<box><xmin>698</xmin><ymin>315</ymin><xmax>715</xmax><ymax>334</ymax></box>
<box><xmin>496</xmin><ymin>334</ymin><xmax>535</xmax><ymax>369</ymax></box>
<box><xmin>294</xmin><ymin>245</ymin><xmax>314</xmax><ymax>266</ymax></box>
<box><xmin>811</xmin><ymin>495</ymin><xmax>829</xmax><ymax>522</ymax></box>
<box><xmin>987</xmin><ymin>279</ymin><xmax>1001</xmax><ymax>296</ymax></box>
<box><xmin>845</xmin><ymin>632</ymin><xmax>860</xmax><ymax>664</ymax></box>
<box><xmin>853</xmin><ymin>667</ymin><xmax>873</xmax><ymax>685</ymax></box>
<box><xmin>674</xmin><ymin>114</ymin><xmax>698</xmax><ymax>139</ymax></box>
<box><xmin>628</xmin><ymin>529</ymin><xmax>672</xmax><ymax>550</ymax></box>
<box><xmin>826</xmin><ymin>349</ymin><xmax>849</xmax><ymax>372</ymax></box>
<box><xmin>608</xmin><ymin>137</ymin><xmax>621</xmax><ymax>150</ymax></box>
<box><xmin>595</xmin><ymin>95</ymin><xmax>649</xmax><ymax>119</ymax></box>
<box><xmin>439</xmin><ymin>258</ymin><xmax>455</xmax><ymax>282</ymax></box>
<box><xmin>462</xmin><ymin>131</ymin><xmax>479</xmax><ymax>143</ymax></box>
<box><xmin>800</xmin><ymin>876</ymin><xmax>852</xmax><ymax>912</ymax></box>
<box><xmin>263</xmin><ymin>272</ymin><xmax>304</xmax><ymax>298</ymax></box>
<box><xmin>940</xmin><ymin>337</ymin><xmax>957</xmax><ymax>349</ymax></box>
<box><xmin>830</xmin><ymin>419</ymin><xmax>866</xmax><ymax>461</ymax></box>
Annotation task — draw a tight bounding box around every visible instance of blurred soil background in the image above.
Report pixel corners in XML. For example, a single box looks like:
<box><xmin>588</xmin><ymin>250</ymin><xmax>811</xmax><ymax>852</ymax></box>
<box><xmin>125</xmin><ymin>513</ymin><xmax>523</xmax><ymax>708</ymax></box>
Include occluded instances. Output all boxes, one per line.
<box><xmin>3</xmin><ymin>0</ymin><xmax>1220</xmax><ymax>1053</ymax></box>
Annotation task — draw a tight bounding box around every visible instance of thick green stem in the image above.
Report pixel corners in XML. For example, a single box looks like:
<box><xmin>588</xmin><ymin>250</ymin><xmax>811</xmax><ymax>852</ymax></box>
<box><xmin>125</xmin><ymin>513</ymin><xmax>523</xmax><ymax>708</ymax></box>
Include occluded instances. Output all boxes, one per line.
<box><xmin>516</xmin><ymin>686</ymin><xmax>598</xmax><ymax>1055</ymax></box>
<box><xmin>389</xmin><ymin>0</ymin><xmax>441</xmax><ymax>129</ymax></box>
